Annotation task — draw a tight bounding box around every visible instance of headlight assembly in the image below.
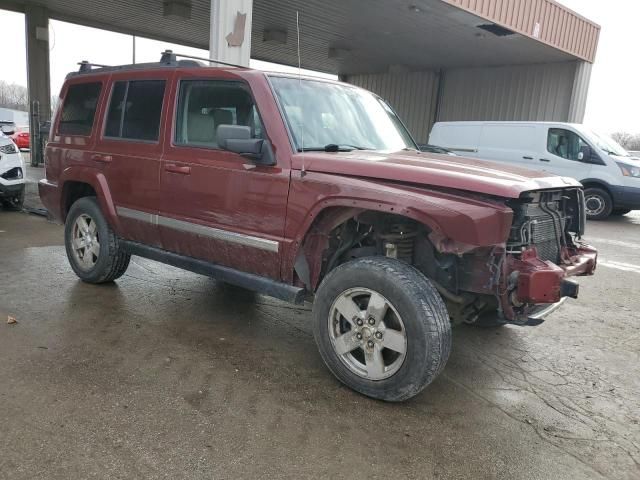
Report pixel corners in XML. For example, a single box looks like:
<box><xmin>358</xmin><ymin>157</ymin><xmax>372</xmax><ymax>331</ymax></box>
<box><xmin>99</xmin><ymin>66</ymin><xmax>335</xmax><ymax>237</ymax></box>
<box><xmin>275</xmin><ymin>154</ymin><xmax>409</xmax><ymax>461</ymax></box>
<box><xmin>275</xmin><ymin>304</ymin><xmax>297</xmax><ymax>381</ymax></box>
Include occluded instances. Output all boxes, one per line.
<box><xmin>617</xmin><ymin>162</ymin><xmax>640</xmax><ymax>178</ymax></box>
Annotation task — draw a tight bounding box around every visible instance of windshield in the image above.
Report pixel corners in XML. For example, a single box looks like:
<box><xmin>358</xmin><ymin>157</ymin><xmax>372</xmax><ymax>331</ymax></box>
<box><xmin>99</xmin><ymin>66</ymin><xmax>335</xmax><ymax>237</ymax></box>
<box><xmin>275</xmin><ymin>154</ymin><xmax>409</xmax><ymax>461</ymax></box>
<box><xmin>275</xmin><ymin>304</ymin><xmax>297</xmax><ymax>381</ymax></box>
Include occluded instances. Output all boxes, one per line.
<box><xmin>269</xmin><ymin>76</ymin><xmax>416</xmax><ymax>152</ymax></box>
<box><xmin>581</xmin><ymin>127</ymin><xmax>631</xmax><ymax>157</ymax></box>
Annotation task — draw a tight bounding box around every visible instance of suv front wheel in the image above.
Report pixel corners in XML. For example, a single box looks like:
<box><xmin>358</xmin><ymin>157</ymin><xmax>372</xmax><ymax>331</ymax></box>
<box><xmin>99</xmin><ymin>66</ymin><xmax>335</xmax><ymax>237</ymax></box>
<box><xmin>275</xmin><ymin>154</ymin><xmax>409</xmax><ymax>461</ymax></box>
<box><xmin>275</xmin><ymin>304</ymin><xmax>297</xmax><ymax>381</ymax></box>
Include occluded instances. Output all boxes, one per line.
<box><xmin>313</xmin><ymin>257</ymin><xmax>451</xmax><ymax>402</ymax></box>
<box><xmin>64</xmin><ymin>197</ymin><xmax>131</xmax><ymax>283</ymax></box>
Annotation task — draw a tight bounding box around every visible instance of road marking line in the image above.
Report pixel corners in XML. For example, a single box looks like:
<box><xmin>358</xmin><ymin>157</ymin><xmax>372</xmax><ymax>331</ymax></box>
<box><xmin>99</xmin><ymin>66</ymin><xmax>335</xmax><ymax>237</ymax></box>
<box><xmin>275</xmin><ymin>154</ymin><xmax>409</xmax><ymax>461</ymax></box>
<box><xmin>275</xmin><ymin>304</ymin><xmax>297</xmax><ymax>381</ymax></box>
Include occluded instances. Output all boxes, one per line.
<box><xmin>585</xmin><ymin>237</ymin><xmax>640</xmax><ymax>250</ymax></box>
<box><xmin>599</xmin><ymin>260</ymin><xmax>640</xmax><ymax>274</ymax></box>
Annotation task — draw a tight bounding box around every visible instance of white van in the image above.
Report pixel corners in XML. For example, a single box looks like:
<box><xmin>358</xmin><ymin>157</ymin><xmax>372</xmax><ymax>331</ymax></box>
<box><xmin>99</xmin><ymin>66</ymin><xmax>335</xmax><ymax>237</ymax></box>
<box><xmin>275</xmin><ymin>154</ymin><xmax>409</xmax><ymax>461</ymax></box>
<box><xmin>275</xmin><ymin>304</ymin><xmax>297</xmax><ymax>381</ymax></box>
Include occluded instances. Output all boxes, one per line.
<box><xmin>429</xmin><ymin>121</ymin><xmax>640</xmax><ymax>220</ymax></box>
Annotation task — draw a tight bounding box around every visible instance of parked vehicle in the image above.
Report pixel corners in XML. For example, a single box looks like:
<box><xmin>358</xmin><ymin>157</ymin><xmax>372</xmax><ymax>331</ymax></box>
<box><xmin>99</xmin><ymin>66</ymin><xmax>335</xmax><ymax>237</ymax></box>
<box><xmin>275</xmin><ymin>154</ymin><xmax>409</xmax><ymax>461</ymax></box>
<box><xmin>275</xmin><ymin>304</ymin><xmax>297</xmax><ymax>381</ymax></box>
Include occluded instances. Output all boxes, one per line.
<box><xmin>11</xmin><ymin>126</ymin><xmax>30</xmax><ymax>150</ymax></box>
<box><xmin>0</xmin><ymin>126</ymin><xmax>25</xmax><ymax>210</ymax></box>
<box><xmin>429</xmin><ymin>121</ymin><xmax>640</xmax><ymax>220</ymax></box>
<box><xmin>0</xmin><ymin>120</ymin><xmax>17</xmax><ymax>136</ymax></box>
<box><xmin>39</xmin><ymin>55</ymin><xmax>597</xmax><ymax>401</ymax></box>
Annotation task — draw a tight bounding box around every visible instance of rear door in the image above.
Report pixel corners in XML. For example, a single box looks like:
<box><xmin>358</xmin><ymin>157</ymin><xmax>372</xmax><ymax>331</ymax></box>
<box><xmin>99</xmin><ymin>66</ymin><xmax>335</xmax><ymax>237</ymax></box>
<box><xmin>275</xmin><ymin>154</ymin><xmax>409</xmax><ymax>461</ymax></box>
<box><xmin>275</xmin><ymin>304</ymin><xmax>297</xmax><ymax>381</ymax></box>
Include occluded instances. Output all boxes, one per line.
<box><xmin>95</xmin><ymin>71</ymin><xmax>171</xmax><ymax>246</ymax></box>
<box><xmin>158</xmin><ymin>74</ymin><xmax>290</xmax><ymax>279</ymax></box>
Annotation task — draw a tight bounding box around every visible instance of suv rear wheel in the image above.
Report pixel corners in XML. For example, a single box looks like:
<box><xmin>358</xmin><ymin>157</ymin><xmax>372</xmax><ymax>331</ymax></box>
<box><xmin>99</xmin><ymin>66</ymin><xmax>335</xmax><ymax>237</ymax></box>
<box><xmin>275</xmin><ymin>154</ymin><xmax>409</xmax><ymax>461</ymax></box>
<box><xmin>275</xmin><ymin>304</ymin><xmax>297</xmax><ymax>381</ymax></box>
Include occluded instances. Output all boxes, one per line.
<box><xmin>64</xmin><ymin>197</ymin><xmax>130</xmax><ymax>283</ymax></box>
<box><xmin>313</xmin><ymin>257</ymin><xmax>451</xmax><ymax>402</ymax></box>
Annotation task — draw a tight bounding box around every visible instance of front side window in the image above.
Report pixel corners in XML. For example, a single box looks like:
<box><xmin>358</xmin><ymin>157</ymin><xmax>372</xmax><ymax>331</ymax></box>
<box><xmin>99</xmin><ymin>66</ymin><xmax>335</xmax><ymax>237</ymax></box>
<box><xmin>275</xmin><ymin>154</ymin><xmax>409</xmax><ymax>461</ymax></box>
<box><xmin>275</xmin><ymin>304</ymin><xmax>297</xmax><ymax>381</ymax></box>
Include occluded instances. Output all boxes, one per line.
<box><xmin>269</xmin><ymin>76</ymin><xmax>416</xmax><ymax>152</ymax></box>
<box><xmin>105</xmin><ymin>80</ymin><xmax>165</xmax><ymax>141</ymax></box>
<box><xmin>547</xmin><ymin>128</ymin><xmax>590</xmax><ymax>161</ymax></box>
<box><xmin>58</xmin><ymin>82</ymin><xmax>102</xmax><ymax>136</ymax></box>
<box><xmin>175</xmin><ymin>80</ymin><xmax>264</xmax><ymax>148</ymax></box>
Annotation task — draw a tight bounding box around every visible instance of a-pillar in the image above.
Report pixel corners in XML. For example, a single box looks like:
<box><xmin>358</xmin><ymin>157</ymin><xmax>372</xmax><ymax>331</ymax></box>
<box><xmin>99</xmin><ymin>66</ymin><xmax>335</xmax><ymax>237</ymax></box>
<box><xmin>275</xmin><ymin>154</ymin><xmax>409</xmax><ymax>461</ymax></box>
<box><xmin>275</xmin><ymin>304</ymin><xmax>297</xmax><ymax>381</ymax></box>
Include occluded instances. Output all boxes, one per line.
<box><xmin>209</xmin><ymin>0</ymin><xmax>253</xmax><ymax>67</ymax></box>
<box><xmin>24</xmin><ymin>5</ymin><xmax>51</xmax><ymax>165</ymax></box>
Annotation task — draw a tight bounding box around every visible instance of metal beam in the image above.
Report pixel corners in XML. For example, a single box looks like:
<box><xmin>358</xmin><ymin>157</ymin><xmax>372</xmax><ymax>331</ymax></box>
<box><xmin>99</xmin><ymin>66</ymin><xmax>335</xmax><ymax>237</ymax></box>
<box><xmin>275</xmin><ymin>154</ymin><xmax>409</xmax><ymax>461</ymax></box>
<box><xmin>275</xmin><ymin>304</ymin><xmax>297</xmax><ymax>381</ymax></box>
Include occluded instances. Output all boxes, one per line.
<box><xmin>24</xmin><ymin>4</ymin><xmax>51</xmax><ymax>165</ymax></box>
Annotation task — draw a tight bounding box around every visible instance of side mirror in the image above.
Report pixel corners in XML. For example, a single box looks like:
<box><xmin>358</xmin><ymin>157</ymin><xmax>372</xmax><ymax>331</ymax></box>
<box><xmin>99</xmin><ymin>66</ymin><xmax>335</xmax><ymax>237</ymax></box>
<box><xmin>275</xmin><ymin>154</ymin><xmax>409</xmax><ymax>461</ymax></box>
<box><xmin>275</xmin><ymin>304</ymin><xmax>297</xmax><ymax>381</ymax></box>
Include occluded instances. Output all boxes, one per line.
<box><xmin>578</xmin><ymin>145</ymin><xmax>592</xmax><ymax>162</ymax></box>
<box><xmin>1</xmin><ymin>126</ymin><xmax>15</xmax><ymax>136</ymax></box>
<box><xmin>216</xmin><ymin>124</ymin><xmax>275</xmax><ymax>166</ymax></box>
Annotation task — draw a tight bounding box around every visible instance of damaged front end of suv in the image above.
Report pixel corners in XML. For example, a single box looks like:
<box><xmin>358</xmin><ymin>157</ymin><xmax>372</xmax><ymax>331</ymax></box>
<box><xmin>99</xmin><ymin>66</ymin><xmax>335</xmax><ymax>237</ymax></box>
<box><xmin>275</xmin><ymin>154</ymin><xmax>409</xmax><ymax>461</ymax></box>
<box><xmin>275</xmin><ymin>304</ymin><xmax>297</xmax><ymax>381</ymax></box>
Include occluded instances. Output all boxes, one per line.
<box><xmin>426</xmin><ymin>187</ymin><xmax>597</xmax><ymax>327</ymax></box>
<box><xmin>308</xmin><ymin>185</ymin><xmax>597</xmax><ymax>329</ymax></box>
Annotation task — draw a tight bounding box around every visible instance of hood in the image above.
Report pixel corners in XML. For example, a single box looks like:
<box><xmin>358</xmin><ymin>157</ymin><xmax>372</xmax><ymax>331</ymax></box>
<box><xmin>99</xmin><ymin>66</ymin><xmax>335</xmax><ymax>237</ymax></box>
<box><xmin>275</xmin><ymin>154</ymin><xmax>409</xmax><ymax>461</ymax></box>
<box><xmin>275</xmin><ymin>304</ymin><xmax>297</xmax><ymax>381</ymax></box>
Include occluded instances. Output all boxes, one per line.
<box><xmin>611</xmin><ymin>154</ymin><xmax>640</xmax><ymax>164</ymax></box>
<box><xmin>291</xmin><ymin>150</ymin><xmax>580</xmax><ymax>199</ymax></box>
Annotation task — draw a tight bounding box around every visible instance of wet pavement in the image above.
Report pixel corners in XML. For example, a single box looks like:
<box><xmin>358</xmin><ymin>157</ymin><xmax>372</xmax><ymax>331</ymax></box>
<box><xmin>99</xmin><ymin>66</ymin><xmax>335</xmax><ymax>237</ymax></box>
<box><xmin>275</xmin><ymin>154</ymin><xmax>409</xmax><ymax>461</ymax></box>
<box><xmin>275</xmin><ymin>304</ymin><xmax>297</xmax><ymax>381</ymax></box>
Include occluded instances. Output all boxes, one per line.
<box><xmin>0</xmin><ymin>166</ymin><xmax>638</xmax><ymax>479</ymax></box>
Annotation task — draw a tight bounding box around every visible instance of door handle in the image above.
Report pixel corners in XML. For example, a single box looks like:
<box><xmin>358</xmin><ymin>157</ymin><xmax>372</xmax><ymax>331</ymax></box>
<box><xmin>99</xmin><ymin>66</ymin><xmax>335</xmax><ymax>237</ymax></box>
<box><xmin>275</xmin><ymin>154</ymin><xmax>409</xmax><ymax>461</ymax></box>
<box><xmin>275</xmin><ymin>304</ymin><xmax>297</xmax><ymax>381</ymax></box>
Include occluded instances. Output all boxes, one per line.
<box><xmin>91</xmin><ymin>153</ymin><xmax>112</xmax><ymax>163</ymax></box>
<box><xmin>540</xmin><ymin>158</ymin><xmax>551</xmax><ymax>163</ymax></box>
<box><xmin>523</xmin><ymin>156</ymin><xmax>534</xmax><ymax>160</ymax></box>
<box><xmin>165</xmin><ymin>164</ymin><xmax>191</xmax><ymax>175</ymax></box>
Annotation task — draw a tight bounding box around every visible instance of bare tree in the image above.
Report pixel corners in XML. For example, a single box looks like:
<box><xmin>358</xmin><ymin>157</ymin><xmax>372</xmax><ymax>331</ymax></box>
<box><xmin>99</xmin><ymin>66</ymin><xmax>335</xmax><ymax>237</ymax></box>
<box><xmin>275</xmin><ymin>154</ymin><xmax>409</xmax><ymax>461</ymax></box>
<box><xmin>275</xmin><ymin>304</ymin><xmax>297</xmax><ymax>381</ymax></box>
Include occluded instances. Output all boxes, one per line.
<box><xmin>0</xmin><ymin>81</ymin><xmax>29</xmax><ymax>111</ymax></box>
<box><xmin>51</xmin><ymin>94</ymin><xmax>61</xmax><ymax>116</ymax></box>
<box><xmin>629</xmin><ymin>135</ymin><xmax>640</xmax><ymax>151</ymax></box>
<box><xmin>612</xmin><ymin>132</ymin><xmax>640</xmax><ymax>152</ymax></box>
<box><xmin>611</xmin><ymin>132</ymin><xmax>633</xmax><ymax>149</ymax></box>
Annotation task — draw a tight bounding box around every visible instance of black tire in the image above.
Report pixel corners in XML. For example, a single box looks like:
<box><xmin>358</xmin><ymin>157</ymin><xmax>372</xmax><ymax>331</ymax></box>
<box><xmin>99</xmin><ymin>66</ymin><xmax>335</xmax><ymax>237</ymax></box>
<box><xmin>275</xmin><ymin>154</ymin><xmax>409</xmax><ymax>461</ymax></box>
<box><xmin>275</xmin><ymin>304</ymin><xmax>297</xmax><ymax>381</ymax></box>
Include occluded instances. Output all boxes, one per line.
<box><xmin>611</xmin><ymin>208</ymin><xmax>631</xmax><ymax>216</ymax></box>
<box><xmin>64</xmin><ymin>196</ymin><xmax>130</xmax><ymax>283</ymax></box>
<box><xmin>312</xmin><ymin>257</ymin><xmax>451</xmax><ymax>402</ymax></box>
<box><xmin>1</xmin><ymin>186</ymin><xmax>25</xmax><ymax>211</ymax></box>
<box><xmin>584</xmin><ymin>187</ymin><xmax>613</xmax><ymax>220</ymax></box>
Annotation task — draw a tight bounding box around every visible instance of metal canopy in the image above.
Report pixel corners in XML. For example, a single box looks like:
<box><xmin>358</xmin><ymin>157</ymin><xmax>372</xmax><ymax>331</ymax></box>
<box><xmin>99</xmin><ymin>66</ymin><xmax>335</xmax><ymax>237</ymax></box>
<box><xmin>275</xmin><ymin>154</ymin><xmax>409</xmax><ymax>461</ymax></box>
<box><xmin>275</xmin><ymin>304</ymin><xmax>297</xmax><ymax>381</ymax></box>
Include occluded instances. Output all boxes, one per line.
<box><xmin>1</xmin><ymin>0</ymin><xmax>598</xmax><ymax>75</ymax></box>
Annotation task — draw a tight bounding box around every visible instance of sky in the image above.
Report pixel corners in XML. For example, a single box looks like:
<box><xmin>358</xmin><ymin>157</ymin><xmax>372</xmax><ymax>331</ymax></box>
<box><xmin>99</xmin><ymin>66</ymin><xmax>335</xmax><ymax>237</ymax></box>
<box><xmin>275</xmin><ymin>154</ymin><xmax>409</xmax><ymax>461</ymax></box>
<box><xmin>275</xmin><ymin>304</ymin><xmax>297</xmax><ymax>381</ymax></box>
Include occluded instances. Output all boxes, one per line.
<box><xmin>0</xmin><ymin>1</ymin><xmax>637</xmax><ymax>134</ymax></box>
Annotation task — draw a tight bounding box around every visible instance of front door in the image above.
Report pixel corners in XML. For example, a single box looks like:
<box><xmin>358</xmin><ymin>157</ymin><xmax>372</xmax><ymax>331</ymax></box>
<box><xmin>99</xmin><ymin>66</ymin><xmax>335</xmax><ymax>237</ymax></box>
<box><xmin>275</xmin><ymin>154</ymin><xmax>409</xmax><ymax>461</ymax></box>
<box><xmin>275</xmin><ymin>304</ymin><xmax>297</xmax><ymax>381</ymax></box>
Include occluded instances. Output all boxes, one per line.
<box><xmin>96</xmin><ymin>73</ymin><xmax>171</xmax><ymax>247</ymax></box>
<box><xmin>540</xmin><ymin>127</ymin><xmax>592</xmax><ymax>180</ymax></box>
<box><xmin>158</xmin><ymin>77</ymin><xmax>290</xmax><ymax>279</ymax></box>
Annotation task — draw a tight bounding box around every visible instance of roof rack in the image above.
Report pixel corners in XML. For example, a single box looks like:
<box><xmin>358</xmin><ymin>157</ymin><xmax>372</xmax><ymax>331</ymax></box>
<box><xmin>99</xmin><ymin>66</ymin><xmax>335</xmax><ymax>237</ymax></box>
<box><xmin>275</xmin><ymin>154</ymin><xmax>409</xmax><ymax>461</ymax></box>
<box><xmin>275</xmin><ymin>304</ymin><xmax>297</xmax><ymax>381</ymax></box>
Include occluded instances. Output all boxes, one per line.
<box><xmin>159</xmin><ymin>49</ymin><xmax>245</xmax><ymax>69</ymax></box>
<box><xmin>78</xmin><ymin>60</ymin><xmax>112</xmax><ymax>73</ymax></box>
<box><xmin>72</xmin><ymin>50</ymin><xmax>245</xmax><ymax>77</ymax></box>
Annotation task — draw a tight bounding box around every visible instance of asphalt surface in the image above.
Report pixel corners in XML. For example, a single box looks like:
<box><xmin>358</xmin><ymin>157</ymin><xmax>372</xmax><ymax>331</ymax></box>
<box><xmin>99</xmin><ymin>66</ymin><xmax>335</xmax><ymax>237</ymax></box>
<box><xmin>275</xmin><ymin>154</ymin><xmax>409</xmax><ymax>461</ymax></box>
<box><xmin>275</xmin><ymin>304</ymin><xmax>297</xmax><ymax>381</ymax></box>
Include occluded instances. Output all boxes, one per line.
<box><xmin>0</xmin><ymin>163</ymin><xmax>638</xmax><ymax>479</ymax></box>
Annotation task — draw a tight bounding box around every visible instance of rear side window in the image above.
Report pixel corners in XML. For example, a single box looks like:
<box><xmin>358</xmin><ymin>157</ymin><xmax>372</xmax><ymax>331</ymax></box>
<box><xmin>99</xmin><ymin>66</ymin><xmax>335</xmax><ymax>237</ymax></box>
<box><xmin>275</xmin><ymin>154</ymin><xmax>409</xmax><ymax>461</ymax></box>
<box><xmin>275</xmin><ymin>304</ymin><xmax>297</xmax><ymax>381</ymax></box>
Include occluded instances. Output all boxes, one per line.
<box><xmin>174</xmin><ymin>80</ymin><xmax>263</xmax><ymax>148</ymax></box>
<box><xmin>58</xmin><ymin>82</ymin><xmax>102</xmax><ymax>136</ymax></box>
<box><xmin>105</xmin><ymin>80</ymin><xmax>165</xmax><ymax>141</ymax></box>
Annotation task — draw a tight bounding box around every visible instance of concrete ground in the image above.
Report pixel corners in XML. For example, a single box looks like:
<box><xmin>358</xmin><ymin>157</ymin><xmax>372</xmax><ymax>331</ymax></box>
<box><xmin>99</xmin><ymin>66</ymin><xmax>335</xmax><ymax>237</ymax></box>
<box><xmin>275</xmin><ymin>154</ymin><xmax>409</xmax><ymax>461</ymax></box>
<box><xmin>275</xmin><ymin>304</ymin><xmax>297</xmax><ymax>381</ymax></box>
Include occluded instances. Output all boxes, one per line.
<box><xmin>0</xmin><ymin>163</ymin><xmax>638</xmax><ymax>479</ymax></box>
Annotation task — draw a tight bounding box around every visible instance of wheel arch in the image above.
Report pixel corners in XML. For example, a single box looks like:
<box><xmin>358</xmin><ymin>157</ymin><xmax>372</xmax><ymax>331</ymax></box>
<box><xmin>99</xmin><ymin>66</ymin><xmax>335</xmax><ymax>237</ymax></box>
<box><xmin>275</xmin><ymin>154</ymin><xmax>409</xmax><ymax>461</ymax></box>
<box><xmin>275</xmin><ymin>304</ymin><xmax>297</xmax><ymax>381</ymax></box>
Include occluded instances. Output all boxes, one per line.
<box><xmin>59</xmin><ymin>167</ymin><xmax>119</xmax><ymax>230</ymax></box>
<box><xmin>580</xmin><ymin>178</ymin><xmax>614</xmax><ymax>198</ymax></box>
<box><xmin>283</xmin><ymin>203</ymin><xmax>433</xmax><ymax>291</ymax></box>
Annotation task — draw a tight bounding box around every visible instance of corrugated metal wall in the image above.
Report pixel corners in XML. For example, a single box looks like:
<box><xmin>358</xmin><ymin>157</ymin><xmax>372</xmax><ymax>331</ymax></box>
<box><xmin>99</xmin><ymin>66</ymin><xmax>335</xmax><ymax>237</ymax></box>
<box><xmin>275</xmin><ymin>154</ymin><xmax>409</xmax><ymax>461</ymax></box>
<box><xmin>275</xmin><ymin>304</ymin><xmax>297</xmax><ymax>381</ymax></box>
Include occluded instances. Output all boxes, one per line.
<box><xmin>347</xmin><ymin>61</ymin><xmax>588</xmax><ymax>142</ymax></box>
<box><xmin>437</xmin><ymin>62</ymin><xmax>577</xmax><ymax>123</ymax></box>
<box><xmin>441</xmin><ymin>0</ymin><xmax>600</xmax><ymax>63</ymax></box>
<box><xmin>346</xmin><ymin>71</ymin><xmax>440</xmax><ymax>143</ymax></box>
<box><xmin>568</xmin><ymin>61</ymin><xmax>592</xmax><ymax>123</ymax></box>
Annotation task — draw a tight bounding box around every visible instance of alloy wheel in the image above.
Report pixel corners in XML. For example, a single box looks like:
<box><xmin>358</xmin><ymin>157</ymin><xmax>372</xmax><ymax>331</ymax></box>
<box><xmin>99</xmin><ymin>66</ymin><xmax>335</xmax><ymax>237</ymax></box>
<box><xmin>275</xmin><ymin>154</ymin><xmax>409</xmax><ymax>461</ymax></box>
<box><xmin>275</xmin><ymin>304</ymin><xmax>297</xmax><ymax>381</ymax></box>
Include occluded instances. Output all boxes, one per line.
<box><xmin>71</xmin><ymin>213</ymin><xmax>100</xmax><ymax>270</ymax></box>
<box><xmin>328</xmin><ymin>288</ymin><xmax>407</xmax><ymax>381</ymax></box>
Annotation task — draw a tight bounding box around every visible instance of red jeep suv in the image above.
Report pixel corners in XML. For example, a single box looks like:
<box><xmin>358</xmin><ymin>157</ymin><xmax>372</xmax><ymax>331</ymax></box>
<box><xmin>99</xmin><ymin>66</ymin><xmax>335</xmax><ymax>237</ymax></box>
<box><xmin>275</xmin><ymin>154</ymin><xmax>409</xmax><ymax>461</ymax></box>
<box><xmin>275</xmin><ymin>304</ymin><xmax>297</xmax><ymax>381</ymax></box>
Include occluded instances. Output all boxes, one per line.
<box><xmin>39</xmin><ymin>52</ymin><xmax>597</xmax><ymax>401</ymax></box>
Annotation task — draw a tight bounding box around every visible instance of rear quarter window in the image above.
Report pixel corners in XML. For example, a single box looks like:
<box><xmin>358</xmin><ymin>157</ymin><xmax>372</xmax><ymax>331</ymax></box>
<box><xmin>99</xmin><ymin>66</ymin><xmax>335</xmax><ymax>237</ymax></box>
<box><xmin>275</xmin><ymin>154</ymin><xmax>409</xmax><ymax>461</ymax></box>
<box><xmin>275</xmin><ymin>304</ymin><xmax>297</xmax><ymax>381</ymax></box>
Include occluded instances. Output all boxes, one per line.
<box><xmin>57</xmin><ymin>82</ymin><xmax>102</xmax><ymax>136</ymax></box>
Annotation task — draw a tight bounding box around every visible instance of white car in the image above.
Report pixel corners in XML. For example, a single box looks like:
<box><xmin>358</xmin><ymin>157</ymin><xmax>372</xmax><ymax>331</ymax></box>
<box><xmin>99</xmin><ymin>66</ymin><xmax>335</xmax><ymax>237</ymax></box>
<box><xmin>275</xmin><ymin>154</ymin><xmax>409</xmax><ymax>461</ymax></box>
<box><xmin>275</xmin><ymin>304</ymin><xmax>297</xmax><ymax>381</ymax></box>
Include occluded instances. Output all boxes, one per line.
<box><xmin>0</xmin><ymin>127</ymin><xmax>25</xmax><ymax>210</ymax></box>
<box><xmin>429</xmin><ymin>121</ymin><xmax>640</xmax><ymax>220</ymax></box>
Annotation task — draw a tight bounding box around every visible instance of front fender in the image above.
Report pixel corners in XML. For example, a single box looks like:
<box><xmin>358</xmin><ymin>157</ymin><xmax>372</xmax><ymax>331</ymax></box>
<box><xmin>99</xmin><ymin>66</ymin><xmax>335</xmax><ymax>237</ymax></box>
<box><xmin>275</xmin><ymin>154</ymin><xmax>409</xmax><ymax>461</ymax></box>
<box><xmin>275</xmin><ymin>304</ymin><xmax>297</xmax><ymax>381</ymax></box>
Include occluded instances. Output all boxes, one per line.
<box><xmin>282</xmin><ymin>172</ymin><xmax>513</xmax><ymax>287</ymax></box>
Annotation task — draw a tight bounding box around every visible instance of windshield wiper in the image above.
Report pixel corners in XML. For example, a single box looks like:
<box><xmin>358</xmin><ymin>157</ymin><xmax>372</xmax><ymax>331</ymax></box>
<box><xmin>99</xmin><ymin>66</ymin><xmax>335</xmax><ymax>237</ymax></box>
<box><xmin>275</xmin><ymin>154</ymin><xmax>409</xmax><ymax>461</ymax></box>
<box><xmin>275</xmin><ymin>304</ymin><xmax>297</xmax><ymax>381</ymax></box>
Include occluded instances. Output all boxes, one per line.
<box><xmin>300</xmin><ymin>144</ymin><xmax>373</xmax><ymax>152</ymax></box>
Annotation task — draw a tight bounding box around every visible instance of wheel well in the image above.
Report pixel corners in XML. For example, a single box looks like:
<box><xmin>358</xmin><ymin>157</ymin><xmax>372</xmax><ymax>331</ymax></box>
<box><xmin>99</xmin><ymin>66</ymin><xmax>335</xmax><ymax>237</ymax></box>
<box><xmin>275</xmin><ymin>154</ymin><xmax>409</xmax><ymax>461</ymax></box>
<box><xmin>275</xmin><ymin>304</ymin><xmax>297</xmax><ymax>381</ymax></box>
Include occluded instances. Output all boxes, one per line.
<box><xmin>62</xmin><ymin>181</ymin><xmax>96</xmax><ymax>220</ymax></box>
<box><xmin>303</xmin><ymin>209</ymin><xmax>438</xmax><ymax>289</ymax></box>
<box><xmin>581</xmin><ymin>181</ymin><xmax>612</xmax><ymax>198</ymax></box>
